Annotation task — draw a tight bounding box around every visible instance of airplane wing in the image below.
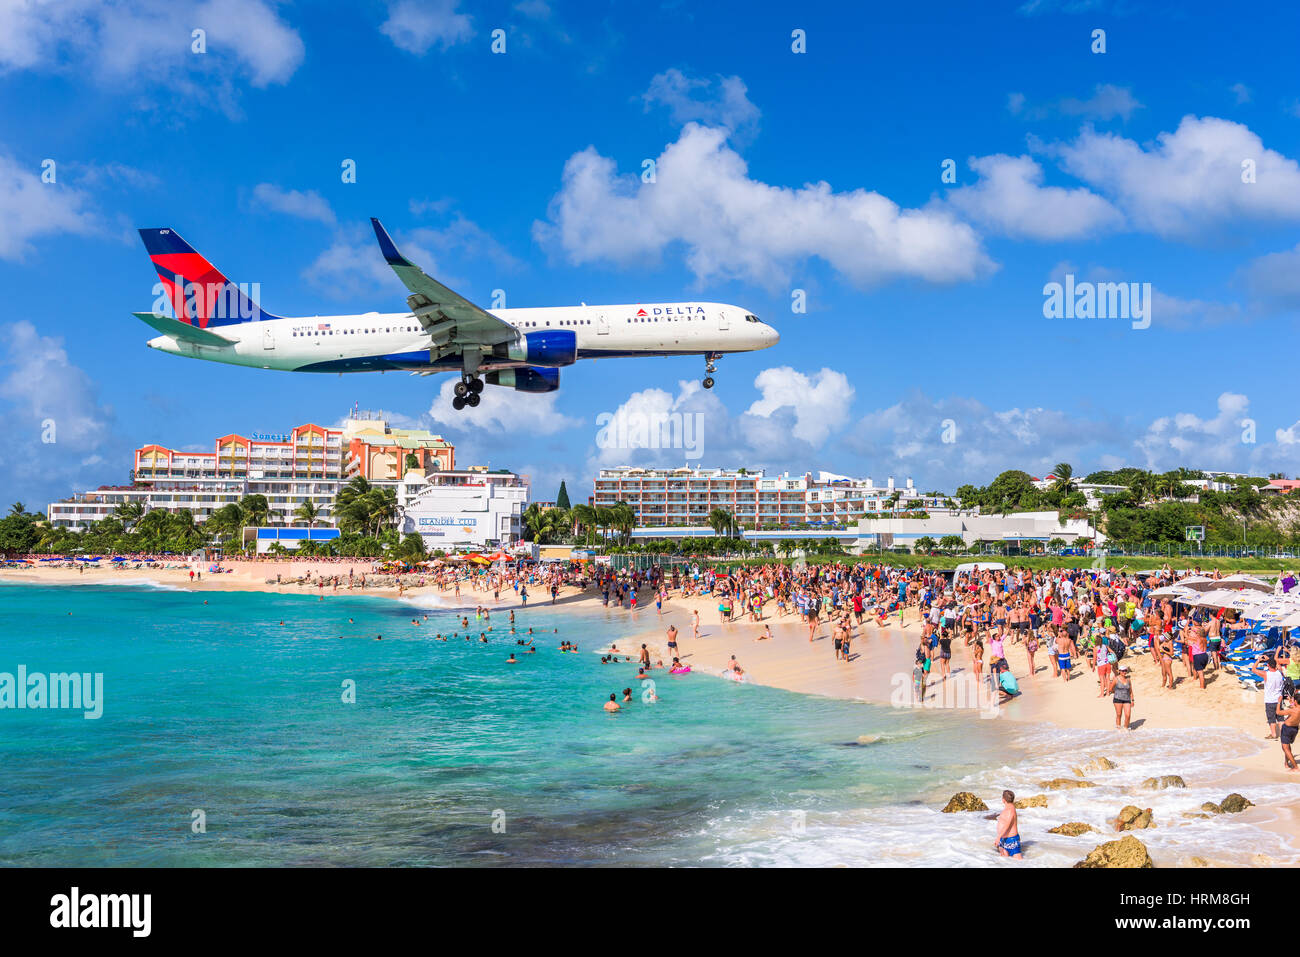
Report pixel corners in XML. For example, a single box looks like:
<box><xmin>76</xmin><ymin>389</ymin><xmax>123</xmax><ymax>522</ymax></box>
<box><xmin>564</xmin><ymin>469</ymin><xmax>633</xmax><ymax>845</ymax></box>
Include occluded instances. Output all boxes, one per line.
<box><xmin>370</xmin><ymin>218</ymin><xmax>517</xmax><ymax>350</ymax></box>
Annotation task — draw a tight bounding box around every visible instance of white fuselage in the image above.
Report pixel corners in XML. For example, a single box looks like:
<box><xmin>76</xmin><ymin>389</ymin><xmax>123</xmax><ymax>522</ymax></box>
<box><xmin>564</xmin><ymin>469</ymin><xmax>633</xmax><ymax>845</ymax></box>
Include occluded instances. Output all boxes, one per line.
<box><xmin>148</xmin><ymin>301</ymin><xmax>779</xmax><ymax>373</ymax></box>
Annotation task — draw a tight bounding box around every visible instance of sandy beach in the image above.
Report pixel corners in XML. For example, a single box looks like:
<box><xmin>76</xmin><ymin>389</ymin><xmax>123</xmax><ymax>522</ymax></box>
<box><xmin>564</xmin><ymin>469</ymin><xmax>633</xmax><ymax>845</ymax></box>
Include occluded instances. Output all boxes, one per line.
<box><xmin>6</xmin><ymin>560</ymin><xmax>1297</xmax><ymax>865</ymax></box>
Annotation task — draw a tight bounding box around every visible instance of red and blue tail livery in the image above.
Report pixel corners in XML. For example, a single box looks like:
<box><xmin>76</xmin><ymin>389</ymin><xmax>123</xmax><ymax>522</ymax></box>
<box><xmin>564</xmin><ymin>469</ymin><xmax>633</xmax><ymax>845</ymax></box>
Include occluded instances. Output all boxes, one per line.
<box><xmin>138</xmin><ymin>227</ymin><xmax>280</xmax><ymax>327</ymax></box>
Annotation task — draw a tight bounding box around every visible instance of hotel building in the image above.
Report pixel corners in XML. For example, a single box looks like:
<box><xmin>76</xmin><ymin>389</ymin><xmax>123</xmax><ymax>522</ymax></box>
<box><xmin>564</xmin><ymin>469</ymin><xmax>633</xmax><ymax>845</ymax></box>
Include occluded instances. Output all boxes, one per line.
<box><xmin>396</xmin><ymin>466</ymin><xmax>530</xmax><ymax>549</ymax></box>
<box><xmin>47</xmin><ymin>412</ymin><xmax>456</xmax><ymax>531</ymax></box>
<box><xmin>591</xmin><ymin>467</ymin><xmax>949</xmax><ymax>529</ymax></box>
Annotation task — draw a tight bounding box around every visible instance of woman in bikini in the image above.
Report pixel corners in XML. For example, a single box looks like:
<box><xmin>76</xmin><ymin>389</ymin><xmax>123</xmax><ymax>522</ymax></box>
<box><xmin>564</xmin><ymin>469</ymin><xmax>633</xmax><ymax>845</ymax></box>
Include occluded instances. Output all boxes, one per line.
<box><xmin>1112</xmin><ymin>665</ymin><xmax>1135</xmax><ymax>730</ymax></box>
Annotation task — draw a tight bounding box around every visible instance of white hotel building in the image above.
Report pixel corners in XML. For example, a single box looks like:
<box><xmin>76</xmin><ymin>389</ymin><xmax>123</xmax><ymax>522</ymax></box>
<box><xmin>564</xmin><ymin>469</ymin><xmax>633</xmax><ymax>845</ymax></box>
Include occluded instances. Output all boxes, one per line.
<box><xmin>592</xmin><ymin>467</ymin><xmax>949</xmax><ymax>529</ymax></box>
<box><xmin>396</xmin><ymin>467</ymin><xmax>529</xmax><ymax>549</ymax></box>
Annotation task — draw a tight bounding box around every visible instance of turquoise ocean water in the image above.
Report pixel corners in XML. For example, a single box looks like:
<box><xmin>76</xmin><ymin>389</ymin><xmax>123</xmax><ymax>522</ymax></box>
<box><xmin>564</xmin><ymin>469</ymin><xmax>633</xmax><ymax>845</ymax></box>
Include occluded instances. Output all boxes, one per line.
<box><xmin>4</xmin><ymin>582</ymin><xmax>1294</xmax><ymax>867</ymax></box>
<box><xmin>0</xmin><ymin>582</ymin><xmax>1026</xmax><ymax>866</ymax></box>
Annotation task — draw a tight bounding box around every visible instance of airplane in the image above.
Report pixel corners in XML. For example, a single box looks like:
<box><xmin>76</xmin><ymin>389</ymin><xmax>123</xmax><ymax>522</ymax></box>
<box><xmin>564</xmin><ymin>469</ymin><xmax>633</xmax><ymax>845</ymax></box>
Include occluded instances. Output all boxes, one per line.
<box><xmin>133</xmin><ymin>218</ymin><xmax>780</xmax><ymax>410</ymax></box>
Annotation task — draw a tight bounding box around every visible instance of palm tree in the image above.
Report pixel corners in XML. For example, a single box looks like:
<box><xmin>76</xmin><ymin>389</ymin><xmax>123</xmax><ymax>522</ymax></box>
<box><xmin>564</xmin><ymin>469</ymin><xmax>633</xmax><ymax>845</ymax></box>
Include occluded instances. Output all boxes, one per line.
<box><xmin>939</xmin><ymin>534</ymin><xmax>965</xmax><ymax>553</ymax></box>
<box><xmin>523</xmin><ymin>503</ymin><xmax>564</xmax><ymax>543</ymax></box>
<box><xmin>594</xmin><ymin>505</ymin><xmax>614</xmax><ymax>544</ymax></box>
<box><xmin>708</xmin><ymin>507</ymin><xmax>735</xmax><ymax>538</ymax></box>
<box><xmin>777</xmin><ymin>539</ymin><xmax>797</xmax><ymax>560</ymax></box>
<box><xmin>114</xmin><ymin>501</ymin><xmax>145</xmax><ymax>532</ymax></box>
<box><xmin>1052</xmin><ymin>463</ymin><xmax>1075</xmax><ymax>494</ymax></box>
<box><xmin>238</xmin><ymin>494</ymin><xmax>270</xmax><ymax>528</ymax></box>
<box><xmin>570</xmin><ymin>504</ymin><xmax>596</xmax><ymax>546</ymax></box>
<box><xmin>610</xmin><ymin>502</ymin><xmax>635</xmax><ymax>546</ymax></box>
<box><xmin>885</xmin><ymin>491</ymin><xmax>902</xmax><ymax>517</ymax></box>
<box><xmin>9</xmin><ymin>502</ymin><xmax>26</xmax><ymax>516</ymax></box>
<box><xmin>362</xmin><ymin>487</ymin><xmax>398</xmax><ymax>537</ymax></box>
<box><xmin>295</xmin><ymin>501</ymin><xmax>321</xmax><ymax>529</ymax></box>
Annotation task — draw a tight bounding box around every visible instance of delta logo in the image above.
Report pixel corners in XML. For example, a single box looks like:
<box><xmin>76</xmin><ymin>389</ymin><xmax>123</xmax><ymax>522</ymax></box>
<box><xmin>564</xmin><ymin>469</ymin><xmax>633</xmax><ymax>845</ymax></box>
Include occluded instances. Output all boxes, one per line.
<box><xmin>634</xmin><ymin>305</ymin><xmax>704</xmax><ymax>317</ymax></box>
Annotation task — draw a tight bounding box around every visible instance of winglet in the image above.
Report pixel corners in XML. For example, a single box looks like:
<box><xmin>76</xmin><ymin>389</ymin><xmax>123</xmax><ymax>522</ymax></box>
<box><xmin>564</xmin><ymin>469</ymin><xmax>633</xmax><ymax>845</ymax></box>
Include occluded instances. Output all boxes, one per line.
<box><xmin>370</xmin><ymin>217</ymin><xmax>414</xmax><ymax>267</ymax></box>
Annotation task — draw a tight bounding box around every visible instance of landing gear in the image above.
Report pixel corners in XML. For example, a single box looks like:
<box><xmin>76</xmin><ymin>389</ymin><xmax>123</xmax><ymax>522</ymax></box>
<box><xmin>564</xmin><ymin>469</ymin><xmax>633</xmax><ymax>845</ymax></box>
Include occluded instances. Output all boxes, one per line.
<box><xmin>453</xmin><ymin>374</ymin><xmax>485</xmax><ymax>408</ymax></box>
<box><xmin>702</xmin><ymin>352</ymin><xmax>720</xmax><ymax>389</ymax></box>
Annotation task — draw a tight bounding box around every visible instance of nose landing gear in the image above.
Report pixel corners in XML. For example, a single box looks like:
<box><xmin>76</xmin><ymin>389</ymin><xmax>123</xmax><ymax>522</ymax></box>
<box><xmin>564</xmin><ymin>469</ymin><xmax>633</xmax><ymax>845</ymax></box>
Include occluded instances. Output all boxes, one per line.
<box><xmin>702</xmin><ymin>352</ymin><xmax>720</xmax><ymax>389</ymax></box>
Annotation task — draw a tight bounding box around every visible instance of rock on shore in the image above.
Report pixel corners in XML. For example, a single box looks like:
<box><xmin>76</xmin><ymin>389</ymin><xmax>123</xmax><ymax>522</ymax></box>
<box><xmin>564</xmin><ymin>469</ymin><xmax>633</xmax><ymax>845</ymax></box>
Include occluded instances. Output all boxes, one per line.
<box><xmin>1048</xmin><ymin>822</ymin><xmax>1096</xmax><ymax>836</ymax></box>
<box><xmin>1141</xmin><ymin>775</ymin><xmax>1186</xmax><ymax>790</ymax></box>
<box><xmin>941</xmin><ymin>792</ymin><xmax>989</xmax><ymax>812</ymax></box>
<box><xmin>1115</xmin><ymin>805</ymin><xmax>1156</xmax><ymax>831</ymax></box>
<box><xmin>1072</xmin><ymin>756</ymin><xmax>1118</xmax><ymax>776</ymax></box>
<box><xmin>1218</xmin><ymin>793</ymin><xmax>1254</xmax><ymax>813</ymax></box>
<box><xmin>1074</xmin><ymin>835</ymin><xmax>1155</xmax><ymax>868</ymax></box>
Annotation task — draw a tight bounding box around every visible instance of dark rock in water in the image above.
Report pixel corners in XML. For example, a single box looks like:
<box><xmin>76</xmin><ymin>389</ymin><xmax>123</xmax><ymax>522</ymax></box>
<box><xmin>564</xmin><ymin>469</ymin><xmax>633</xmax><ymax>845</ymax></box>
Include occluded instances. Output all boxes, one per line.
<box><xmin>941</xmin><ymin>791</ymin><xmax>989</xmax><ymax>813</ymax></box>
<box><xmin>1039</xmin><ymin>778</ymin><xmax>1095</xmax><ymax>790</ymax></box>
<box><xmin>1141</xmin><ymin>775</ymin><xmax>1186</xmax><ymax>790</ymax></box>
<box><xmin>1015</xmin><ymin>794</ymin><xmax>1048</xmax><ymax>809</ymax></box>
<box><xmin>1200</xmin><ymin>801</ymin><xmax>1224</xmax><ymax>814</ymax></box>
<box><xmin>1049</xmin><ymin>822</ymin><xmax>1096</xmax><ymax>836</ymax></box>
<box><xmin>1115</xmin><ymin>805</ymin><xmax>1156</xmax><ymax>831</ymax></box>
<box><xmin>1074</xmin><ymin>835</ymin><xmax>1154</xmax><ymax>868</ymax></box>
<box><xmin>1219</xmin><ymin>793</ymin><xmax>1254</xmax><ymax>813</ymax></box>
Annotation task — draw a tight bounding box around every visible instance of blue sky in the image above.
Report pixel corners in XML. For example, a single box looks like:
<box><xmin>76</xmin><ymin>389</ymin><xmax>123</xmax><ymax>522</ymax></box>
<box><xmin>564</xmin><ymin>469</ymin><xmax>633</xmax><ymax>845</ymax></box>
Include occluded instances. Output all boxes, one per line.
<box><xmin>3</xmin><ymin>0</ymin><xmax>1300</xmax><ymax>509</ymax></box>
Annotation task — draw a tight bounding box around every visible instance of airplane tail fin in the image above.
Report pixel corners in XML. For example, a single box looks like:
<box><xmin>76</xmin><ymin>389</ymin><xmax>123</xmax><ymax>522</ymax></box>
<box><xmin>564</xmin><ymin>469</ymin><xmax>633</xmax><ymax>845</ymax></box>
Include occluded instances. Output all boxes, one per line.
<box><xmin>138</xmin><ymin>227</ymin><xmax>283</xmax><ymax>328</ymax></box>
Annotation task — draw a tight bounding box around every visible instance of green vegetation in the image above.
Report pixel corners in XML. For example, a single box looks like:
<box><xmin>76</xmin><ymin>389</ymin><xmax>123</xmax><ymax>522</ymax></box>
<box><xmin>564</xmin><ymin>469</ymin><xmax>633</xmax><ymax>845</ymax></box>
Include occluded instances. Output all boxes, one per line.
<box><xmin>957</xmin><ymin>465</ymin><xmax>1300</xmax><ymax>549</ymax></box>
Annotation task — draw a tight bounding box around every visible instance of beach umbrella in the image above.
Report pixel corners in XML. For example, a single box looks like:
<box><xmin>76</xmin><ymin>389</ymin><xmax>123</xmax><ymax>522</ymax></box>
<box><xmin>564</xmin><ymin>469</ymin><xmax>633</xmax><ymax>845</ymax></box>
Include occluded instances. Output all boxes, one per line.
<box><xmin>1187</xmin><ymin>588</ymin><xmax>1243</xmax><ymax>608</ymax></box>
<box><xmin>1217</xmin><ymin>574</ymin><xmax>1274</xmax><ymax>593</ymax></box>
<box><xmin>1148</xmin><ymin>585</ymin><xmax>1195</xmax><ymax>600</ymax></box>
<box><xmin>1175</xmin><ymin>576</ymin><xmax>1224</xmax><ymax>592</ymax></box>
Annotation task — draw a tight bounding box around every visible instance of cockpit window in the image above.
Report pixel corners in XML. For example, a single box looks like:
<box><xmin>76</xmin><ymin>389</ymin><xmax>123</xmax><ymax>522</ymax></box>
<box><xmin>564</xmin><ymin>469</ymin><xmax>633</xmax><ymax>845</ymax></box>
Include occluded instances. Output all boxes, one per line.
<box><xmin>744</xmin><ymin>314</ymin><xmax>760</xmax><ymax>322</ymax></box>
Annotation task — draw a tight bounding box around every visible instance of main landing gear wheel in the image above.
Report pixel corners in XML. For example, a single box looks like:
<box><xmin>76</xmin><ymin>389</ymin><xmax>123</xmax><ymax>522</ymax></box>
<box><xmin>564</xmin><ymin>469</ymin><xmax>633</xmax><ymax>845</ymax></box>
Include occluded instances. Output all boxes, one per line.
<box><xmin>469</xmin><ymin>377</ymin><xmax>484</xmax><ymax>394</ymax></box>
<box><xmin>454</xmin><ymin>380</ymin><xmax>469</xmax><ymax>398</ymax></box>
<box><xmin>452</xmin><ymin>395</ymin><xmax>467</xmax><ymax>411</ymax></box>
<box><xmin>465</xmin><ymin>391</ymin><xmax>481</xmax><ymax>407</ymax></box>
<box><xmin>703</xmin><ymin>376</ymin><xmax>715</xmax><ymax>389</ymax></box>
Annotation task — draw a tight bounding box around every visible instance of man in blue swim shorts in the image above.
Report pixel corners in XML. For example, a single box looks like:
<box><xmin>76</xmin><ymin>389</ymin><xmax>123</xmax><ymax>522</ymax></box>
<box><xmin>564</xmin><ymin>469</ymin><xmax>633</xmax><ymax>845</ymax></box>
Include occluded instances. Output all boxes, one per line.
<box><xmin>996</xmin><ymin>789</ymin><xmax>1022</xmax><ymax>859</ymax></box>
<box><xmin>1055</xmin><ymin>630</ymin><xmax>1073</xmax><ymax>683</ymax></box>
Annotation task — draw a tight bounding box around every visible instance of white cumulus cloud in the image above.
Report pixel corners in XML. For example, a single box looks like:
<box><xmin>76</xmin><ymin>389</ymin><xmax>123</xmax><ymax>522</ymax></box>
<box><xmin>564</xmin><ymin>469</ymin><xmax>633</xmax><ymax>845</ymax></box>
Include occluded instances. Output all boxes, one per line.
<box><xmin>380</xmin><ymin>0</ymin><xmax>473</xmax><ymax>54</ymax></box>
<box><xmin>0</xmin><ymin>0</ymin><xmax>305</xmax><ymax>111</ymax></box>
<box><xmin>746</xmin><ymin>367</ymin><xmax>854</xmax><ymax>446</ymax></box>
<box><xmin>251</xmin><ymin>183</ymin><xmax>336</xmax><ymax>225</ymax></box>
<box><xmin>0</xmin><ymin>151</ymin><xmax>100</xmax><ymax>260</ymax></box>
<box><xmin>427</xmin><ymin>376</ymin><xmax>580</xmax><ymax>434</ymax></box>
<box><xmin>535</xmin><ymin>124</ymin><xmax>993</xmax><ymax>289</ymax></box>
<box><xmin>1052</xmin><ymin>116</ymin><xmax>1300</xmax><ymax>239</ymax></box>
<box><xmin>948</xmin><ymin>153</ymin><xmax>1123</xmax><ymax>240</ymax></box>
<box><xmin>642</xmin><ymin>69</ymin><xmax>760</xmax><ymax>139</ymax></box>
